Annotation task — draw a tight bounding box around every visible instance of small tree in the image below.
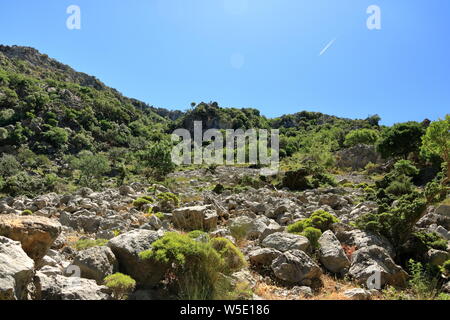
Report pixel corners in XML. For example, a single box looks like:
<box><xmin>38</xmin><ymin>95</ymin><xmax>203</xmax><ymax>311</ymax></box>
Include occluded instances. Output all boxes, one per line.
<box><xmin>377</xmin><ymin>122</ymin><xmax>425</xmax><ymax>159</ymax></box>
<box><xmin>70</xmin><ymin>151</ymin><xmax>110</xmax><ymax>188</ymax></box>
<box><xmin>104</xmin><ymin>273</ymin><xmax>136</xmax><ymax>300</ymax></box>
<box><xmin>421</xmin><ymin>115</ymin><xmax>450</xmax><ymax>183</ymax></box>
<box><xmin>0</xmin><ymin>154</ymin><xmax>21</xmax><ymax>178</ymax></box>
<box><xmin>344</xmin><ymin>129</ymin><xmax>379</xmax><ymax>147</ymax></box>
<box><xmin>141</xmin><ymin>142</ymin><xmax>176</xmax><ymax>179</ymax></box>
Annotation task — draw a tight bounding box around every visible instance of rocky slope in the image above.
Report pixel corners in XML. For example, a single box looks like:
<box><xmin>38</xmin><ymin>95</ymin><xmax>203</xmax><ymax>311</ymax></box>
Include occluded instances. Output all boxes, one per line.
<box><xmin>0</xmin><ymin>166</ymin><xmax>449</xmax><ymax>300</ymax></box>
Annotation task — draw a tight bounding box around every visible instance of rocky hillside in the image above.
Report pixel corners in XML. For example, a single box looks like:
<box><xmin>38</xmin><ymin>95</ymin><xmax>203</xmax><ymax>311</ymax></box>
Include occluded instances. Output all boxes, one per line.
<box><xmin>0</xmin><ymin>45</ymin><xmax>449</xmax><ymax>301</ymax></box>
<box><xmin>0</xmin><ymin>165</ymin><xmax>449</xmax><ymax>300</ymax></box>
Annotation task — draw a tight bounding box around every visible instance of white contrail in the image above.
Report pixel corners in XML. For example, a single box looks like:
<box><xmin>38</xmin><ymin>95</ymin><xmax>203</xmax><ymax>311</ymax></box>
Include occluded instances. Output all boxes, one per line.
<box><xmin>319</xmin><ymin>38</ymin><xmax>336</xmax><ymax>56</ymax></box>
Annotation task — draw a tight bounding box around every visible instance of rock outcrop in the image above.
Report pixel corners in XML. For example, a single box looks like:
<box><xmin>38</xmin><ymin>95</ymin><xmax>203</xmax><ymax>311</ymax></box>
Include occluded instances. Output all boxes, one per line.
<box><xmin>107</xmin><ymin>230</ymin><xmax>166</xmax><ymax>288</ymax></box>
<box><xmin>0</xmin><ymin>236</ymin><xmax>35</xmax><ymax>300</ymax></box>
<box><xmin>0</xmin><ymin>215</ymin><xmax>61</xmax><ymax>265</ymax></box>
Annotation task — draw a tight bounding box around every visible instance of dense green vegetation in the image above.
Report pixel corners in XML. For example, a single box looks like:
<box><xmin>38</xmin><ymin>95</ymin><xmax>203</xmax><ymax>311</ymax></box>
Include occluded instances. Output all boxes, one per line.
<box><xmin>139</xmin><ymin>232</ymin><xmax>246</xmax><ymax>299</ymax></box>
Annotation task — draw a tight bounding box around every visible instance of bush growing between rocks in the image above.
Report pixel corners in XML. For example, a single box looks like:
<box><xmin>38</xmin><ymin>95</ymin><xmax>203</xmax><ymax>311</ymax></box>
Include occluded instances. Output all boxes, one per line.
<box><xmin>287</xmin><ymin>210</ymin><xmax>339</xmax><ymax>234</ymax></box>
<box><xmin>414</xmin><ymin>232</ymin><xmax>448</xmax><ymax>251</ymax></box>
<box><xmin>441</xmin><ymin>260</ymin><xmax>450</xmax><ymax>277</ymax></box>
<box><xmin>300</xmin><ymin>227</ymin><xmax>322</xmax><ymax>249</ymax></box>
<box><xmin>73</xmin><ymin>239</ymin><xmax>109</xmax><ymax>251</ymax></box>
<box><xmin>104</xmin><ymin>273</ymin><xmax>136</xmax><ymax>300</ymax></box>
<box><xmin>210</xmin><ymin>238</ymin><xmax>247</xmax><ymax>272</ymax></box>
<box><xmin>356</xmin><ymin>192</ymin><xmax>427</xmax><ymax>249</ymax></box>
<box><xmin>344</xmin><ymin>129</ymin><xmax>379</xmax><ymax>147</ymax></box>
<box><xmin>21</xmin><ymin>209</ymin><xmax>32</xmax><ymax>216</ymax></box>
<box><xmin>139</xmin><ymin>232</ymin><xmax>246</xmax><ymax>300</ymax></box>
<box><xmin>188</xmin><ymin>230</ymin><xmax>208</xmax><ymax>239</ymax></box>
<box><xmin>407</xmin><ymin>259</ymin><xmax>440</xmax><ymax>300</ymax></box>
<box><xmin>132</xmin><ymin>196</ymin><xmax>155</xmax><ymax>209</ymax></box>
<box><xmin>156</xmin><ymin>192</ymin><xmax>180</xmax><ymax>208</ymax></box>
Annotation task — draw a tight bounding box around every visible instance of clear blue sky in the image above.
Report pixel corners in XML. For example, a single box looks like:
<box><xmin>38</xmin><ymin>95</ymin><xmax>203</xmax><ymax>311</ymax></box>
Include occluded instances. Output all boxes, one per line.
<box><xmin>1</xmin><ymin>0</ymin><xmax>449</xmax><ymax>125</ymax></box>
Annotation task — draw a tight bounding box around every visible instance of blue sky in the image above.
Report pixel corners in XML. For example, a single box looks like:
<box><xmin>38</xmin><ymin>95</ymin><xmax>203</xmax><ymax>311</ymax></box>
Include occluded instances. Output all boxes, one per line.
<box><xmin>1</xmin><ymin>0</ymin><xmax>449</xmax><ymax>125</ymax></box>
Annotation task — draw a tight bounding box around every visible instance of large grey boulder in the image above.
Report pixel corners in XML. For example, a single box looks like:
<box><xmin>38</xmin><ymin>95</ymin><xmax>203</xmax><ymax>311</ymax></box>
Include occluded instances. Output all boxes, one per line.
<box><xmin>107</xmin><ymin>230</ymin><xmax>166</xmax><ymax>288</ymax></box>
<box><xmin>336</xmin><ymin>144</ymin><xmax>381</xmax><ymax>170</ymax></box>
<box><xmin>427</xmin><ymin>249</ymin><xmax>450</xmax><ymax>267</ymax></box>
<box><xmin>443</xmin><ymin>281</ymin><xmax>450</xmax><ymax>293</ymax></box>
<box><xmin>417</xmin><ymin>211</ymin><xmax>450</xmax><ymax>230</ymax></box>
<box><xmin>172</xmin><ymin>205</ymin><xmax>218</xmax><ymax>231</ymax></box>
<box><xmin>271</xmin><ymin>250</ymin><xmax>322</xmax><ymax>283</ymax></box>
<box><xmin>60</xmin><ymin>210</ymin><xmax>102</xmax><ymax>234</ymax></box>
<box><xmin>248</xmin><ymin>248</ymin><xmax>282</xmax><ymax>267</ymax></box>
<box><xmin>229</xmin><ymin>216</ymin><xmax>283</xmax><ymax>241</ymax></box>
<box><xmin>261</xmin><ymin>232</ymin><xmax>310</xmax><ymax>253</ymax></box>
<box><xmin>0</xmin><ymin>237</ymin><xmax>35</xmax><ymax>300</ymax></box>
<box><xmin>335</xmin><ymin>229</ymin><xmax>395</xmax><ymax>258</ymax></box>
<box><xmin>343</xmin><ymin>288</ymin><xmax>372</xmax><ymax>300</ymax></box>
<box><xmin>0</xmin><ymin>215</ymin><xmax>61</xmax><ymax>265</ymax></box>
<box><xmin>436</xmin><ymin>205</ymin><xmax>450</xmax><ymax>217</ymax></box>
<box><xmin>34</xmin><ymin>273</ymin><xmax>110</xmax><ymax>300</ymax></box>
<box><xmin>349</xmin><ymin>245</ymin><xmax>408</xmax><ymax>288</ymax></box>
<box><xmin>318</xmin><ymin>231</ymin><xmax>350</xmax><ymax>274</ymax></box>
<box><xmin>72</xmin><ymin>246</ymin><xmax>118</xmax><ymax>284</ymax></box>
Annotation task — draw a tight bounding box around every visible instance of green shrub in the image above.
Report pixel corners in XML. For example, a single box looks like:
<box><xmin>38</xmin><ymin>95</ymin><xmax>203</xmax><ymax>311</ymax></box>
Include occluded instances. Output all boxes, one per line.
<box><xmin>73</xmin><ymin>239</ymin><xmax>109</xmax><ymax>251</ymax></box>
<box><xmin>141</xmin><ymin>142</ymin><xmax>176</xmax><ymax>179</ymax></box>
<box><xmin>188</xmin><ymin>230</ymin><xmax>208</xmax><ymax>239</ymax></box>
<box><xmin>133</xmin><ymin>196</ymin><xmax>155</xmax><ymax>208</ymax></box>
<box><xmin>21</xmin><ymin>210</ymin><xmax>33</xmax><ymax>216</ymax></box>
<box><xmin>407</xmin><ymin>259</ymin><xmax>440</xmax><ymax>300</ymax></box>
<box><xmin>42</xmin><ymin>126</ymin><xmax>69</xmax><ymax>148</ymax></box>
<box><xmin>287</xmin><ymin>210</ymin><xmax>339</xmax><ymax>234</ymax></box>
<box><xmin>393</xmin><ymin>160</ymin><xmax>419</xmax><ymax>177</ymax></box>
<box><xmin>377</xmin><ymin>121</ymin><xmax>425</xmax><ymax>159</ymax></box>
<box><xmin>156</xmin><ymin>192</ymin><xmax>180</xmax><ymax>208</ymax></box>
<box><xmin>310</xmin><ymin>172</ymin><xmax>337</xmax><ymax>188</ymax></box>
<box><xmin>103</xmin><ymin>273</ymin><xmax>136</xmax><ymax>300</ymax></box>
<box><xmin>0</xmin><ymin>154</ymin><xmax>21</xmax><ymax>178</ymax></box>
<box><xmin>385</xmin><ymin>175</ymin><xmax>414</xmax><ymax>196</ymax></box>
<box><xmin>437</xmin><ymin>293</ymin><xmax>450</xmax><ymax>300</ymax></box>
<box><xmin>69</xmin><ymin>151</ymin><xmax>110</xmax><ymax>189</ymax></box>
<box><xmin>414</xmin><ymin>232</ymin><xmax>449</xmax><ymax>251</ymax></box>
<box><xmin>301</xmin><ymin>227</ymin><xmax>322</xmax><ymax>249</ymax></box>
<box><xmin>356</xmin><ymin>192</ymin><xmax>427</xmax><ymax>249</ymax></box>
<box><xmin>441</xmin><ymin>260</ymin><xmax>450</xmax><ymax>277</ymax></box>
<box><xmin>344</xmin><ymin>129</ymin><xmax>379</xmax><ymax>147</ymax></box>
<box><xmin>139</xmin><ymin>232</ymin><xmax>245</xmax><ymax>300</ymax></box>
<box><xmin>210</xmin><ymin>237</ymin><xmax>247</xmax><ymax>273</ymax></box>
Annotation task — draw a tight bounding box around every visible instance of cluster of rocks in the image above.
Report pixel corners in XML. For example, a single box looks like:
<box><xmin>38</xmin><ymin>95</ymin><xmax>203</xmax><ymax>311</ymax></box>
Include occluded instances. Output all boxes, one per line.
<box><xmin>1</xmin><ymin>166</ymin><xmax>450</xmax><ymax>300</ymax></box>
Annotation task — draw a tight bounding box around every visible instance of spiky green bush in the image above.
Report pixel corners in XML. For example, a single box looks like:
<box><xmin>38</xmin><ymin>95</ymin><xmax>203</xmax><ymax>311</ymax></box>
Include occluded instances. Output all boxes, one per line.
<box><xmin>104</xmin><ymin>273</ymin><xmax>136</xmax><ymax>300</ymax></box>
<box><xmin>287</xmin><ymin>210</ymin><xmax>339</xmax><ymax>234</ymax></box>
<box><xmin>139</xmin><ymin>232</ymin><xmax>245</xmax><ymax>300</ymax></box>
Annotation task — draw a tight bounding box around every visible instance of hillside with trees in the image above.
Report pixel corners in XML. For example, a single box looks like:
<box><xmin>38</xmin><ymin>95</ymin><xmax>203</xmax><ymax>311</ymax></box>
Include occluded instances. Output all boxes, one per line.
<box><xmin>0</xmin><ymin>45</ymin><xmax>449</xmax><ymax>301</ymax></box>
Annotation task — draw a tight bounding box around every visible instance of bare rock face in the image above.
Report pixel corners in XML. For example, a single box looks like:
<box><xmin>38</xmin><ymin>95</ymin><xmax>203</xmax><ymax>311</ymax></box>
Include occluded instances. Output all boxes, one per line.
<box><xmin>318</xmin><ymin>231</ymin><xmax>351</xmax><ymax>274</ymax></box>
<box><xmin>0</xmin><ymin>236</ymin><xmax>35</xmax><ymax>300</ymax></box>
<box><xmin>72</xmin><ymin>246</ymin><xmax>118</xmax><ymax>284</ymax></box>
<box><xmin>336</xmin><ymin>144</ymin><xmax>381</xmax><ymax>170</ymax></box>
<box><xmin>271</xmin><ymin>250</ymin><xmax>322</xmax><ymax>283</ymax></box>
<box><xmin>248</xmin><ymin>248</ymin><xmax>282</xmax><ymax>267</ymax></box>
<box><xmin>34</xmin><ymin>273</ymin><xmax>110</xmax><ymax>300</ymax></box>
<box><xmin>344</xmin><ymin>288</ymin><xmax>372</xmax><ymax>300</ymax></box>
<box><xmin>436</xmin><ymin>205</ymin><xmax>450</xmax><ymax>217</ymax></box>
<box><xmin>261</xmin><ymin>232</ymin><xmax>310</xmax><ymax>253</ymax></box>
<box><xmin>172</xmin><ymin>205</ymin><xmax>218</xmax><ymax>231</ymax></box>
<box><xmin>107</xmin><ymin>230</ymin><xmax>166</xmax><ymax>288</ymax></box>
<box><xmin>0</xmin><ymin>215</ymin><xmax>61</xmax><ymax>265</ymax></box>
<box><xmin>349</xmin><ymin>245</ymin><xmax>408</xmax><ymax>288</ymax></box>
